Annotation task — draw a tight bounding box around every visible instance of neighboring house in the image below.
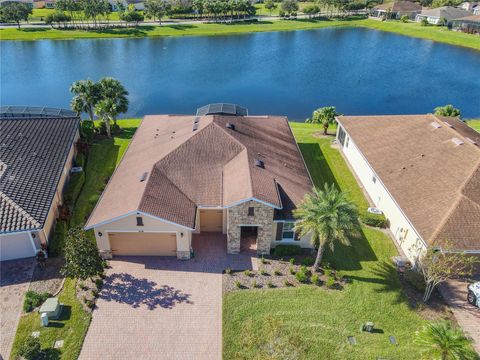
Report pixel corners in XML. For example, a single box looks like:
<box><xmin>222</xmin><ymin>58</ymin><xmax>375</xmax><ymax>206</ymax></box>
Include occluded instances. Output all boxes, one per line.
<box><xmin>371</xmin><ymin>1</ymin><xmax>422</xmax><ymax>20</ymax></box>
<box><xmin>109</xmin><ymin>0</ymin><xmax>144</xmax><ymax>11</ymax></box>
<box><xmin>336</xmin><ymin>114</ymin><xmax>480</xmax><ymax>265</ymax></box>
<box><xmin>85</xmin><ymin>107</ymin><xmax>313</xmax><ymax>260</ymax></box>
<box><xmin>0</xmin><ymin>111</ymin><xmax>79</xmax><ymax>261</ymax></box>
<box><xmin>459</xmin><ymin>1</ymin><xmax>480</xmax><ymax>14</ymax></box>
<box><xmin>0</xmin><ymin>0</ymin><xmax>34</xmax><ymax>7</ymax></box>
<box><xmin>451</xmin><ymin>14</ymin><xmax>480</xmax><ymax>33</ymax></box>
<box><xmin>44</xmin><ymin>0</ymin><xmax>55</xmax><ymax>8</ymax></box>
<box><xmin>415</xmin><ymin>6</ymin><xmax>472</xmax><ymax>24</ymax></box>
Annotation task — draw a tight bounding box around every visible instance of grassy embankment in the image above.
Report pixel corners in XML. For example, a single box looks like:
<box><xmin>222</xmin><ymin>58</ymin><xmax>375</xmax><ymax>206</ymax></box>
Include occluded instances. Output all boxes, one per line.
<box><xmin>223</xmin><ymin>123</ymin><xmax>432</xmax><ymax>360</ymax></box>
<box><xmin>1</xmin><ymin>18</ymin><xmax>479</xmax><ymax>51</ymax></box>
<box><xmin>466</xmin><ymin>119</ymin><xmax>480</xmax><ymax>132</ymax></box>
<box><xmin>9</xmin><ymin>119</ymin><xmax>140</xmax><ymax>360</ymax></box>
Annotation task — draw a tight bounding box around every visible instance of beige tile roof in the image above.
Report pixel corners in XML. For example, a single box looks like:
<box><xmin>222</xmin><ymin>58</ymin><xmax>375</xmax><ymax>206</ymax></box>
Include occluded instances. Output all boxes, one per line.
<box><xmin>374</xmin><ymin>1</ymin><xmax>422</xmax><ymax>12</ymax></box>
<box><xmin>337</xmin><ymin>114</ymin><xmax>480</xmax><ymax>250</ymax></box>
<box><xmin>86</xmin><ymin>115</ymin><xmax>312</xmax><ymax>229</ymax></box>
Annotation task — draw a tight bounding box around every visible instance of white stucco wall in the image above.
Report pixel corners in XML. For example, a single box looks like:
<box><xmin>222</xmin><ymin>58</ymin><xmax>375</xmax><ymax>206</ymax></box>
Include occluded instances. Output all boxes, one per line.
<box><xmin>92</xmin><ymin>213</ymin><xmax>192</xmax><ymax>256</ymax></box>
<box><xmin>337</xmin><ymin>125</ymin><xmax>427</xmax><ymax>264</ymax></box>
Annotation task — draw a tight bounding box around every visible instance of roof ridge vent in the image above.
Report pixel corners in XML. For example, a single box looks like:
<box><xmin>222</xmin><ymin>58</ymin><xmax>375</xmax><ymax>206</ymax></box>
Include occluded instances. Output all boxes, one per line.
<box><xmin>193</xmin><ymin>123</ymin><xmax>199</xmax><ymax>131</ymax></box>
<box><xmin>254</xmin><ymin>159</ymin><xmax>264</xmax><ymax>168</ymax></box>
<box><xmin>226</xmin><ymin>123</ymin><xmax>235</xmax><ymax>131</ymax></box>
<box><xmin>444</xmin><ymin>121</ymin><xmax>454</xmax><ymax>128</ymax></box>
<box><xmin>139</xmin><ymin>172</ymin><xmax>148</xmax><ymax>182</ymax></box>
<box><xmin>430</xmin><ymin>122</ymin><xmax>441</xmax><ymax>129</ymax></box>
<box><xmin>452</xmin><ymin>137</ymin><xmax>464</xmax><ymax>146</ymax></box>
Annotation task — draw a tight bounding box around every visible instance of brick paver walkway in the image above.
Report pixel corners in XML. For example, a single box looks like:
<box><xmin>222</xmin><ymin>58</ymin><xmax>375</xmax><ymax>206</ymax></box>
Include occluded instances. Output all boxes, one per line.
<box><xmin>440</xmin><ymin>279</ymin><xmax>480</xmax><ymax>354</ymax></box>
<box><xmin>0</xmin><ymin>258</ymin><xmax>34</xmax><ymax>360</ymax></box>
<box><xmin>80</xmin><ymin>233</ymin><xmax>256</xmax><ymax>360</ymax></box>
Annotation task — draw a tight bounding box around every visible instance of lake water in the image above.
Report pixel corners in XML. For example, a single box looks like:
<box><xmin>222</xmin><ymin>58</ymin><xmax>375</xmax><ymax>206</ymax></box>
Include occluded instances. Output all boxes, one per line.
<box><xmin>1</xmin><ymin>28</ymin><xmax>480</xmax><ymax>119</ymax></box>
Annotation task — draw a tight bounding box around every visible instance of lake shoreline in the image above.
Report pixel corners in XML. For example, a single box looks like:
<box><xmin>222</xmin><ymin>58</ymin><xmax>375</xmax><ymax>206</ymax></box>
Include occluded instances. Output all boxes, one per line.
<box><xmin>1</xmin><ymin>18</ymin><xmax>479</xmax><ymax>51</ymax></box>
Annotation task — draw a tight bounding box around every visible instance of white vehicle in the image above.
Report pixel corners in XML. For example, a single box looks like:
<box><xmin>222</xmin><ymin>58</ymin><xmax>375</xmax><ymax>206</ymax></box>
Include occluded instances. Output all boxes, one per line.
<box><xmin>467</xmin><ymin>282</ymin><xmax>480</xmax><ymax>307</ymax></box>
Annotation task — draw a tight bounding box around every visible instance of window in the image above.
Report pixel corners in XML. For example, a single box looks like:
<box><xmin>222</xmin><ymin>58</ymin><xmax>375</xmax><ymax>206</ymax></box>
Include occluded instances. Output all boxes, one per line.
<box><xmin>338</xmin><ymin>127</ymin><xmax>346</xmax><ymax>146</ymax></box>
<box><xmin>282</xmin><ymin>222</ymin><xmax>295</xmax><ymax>240</ymax></box>
<box><xmin>248</xmin><ymin>207</ymin><xmax>255</xmax><ymax>216</ymax></box>
<box><xmin>136</xmin><ymin>217</ymin><xmax>144</xmax><ymax>226</ymax></box>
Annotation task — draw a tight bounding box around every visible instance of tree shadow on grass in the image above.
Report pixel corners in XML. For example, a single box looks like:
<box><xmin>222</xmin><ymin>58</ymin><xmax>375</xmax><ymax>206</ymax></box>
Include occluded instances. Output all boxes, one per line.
<box><xmin>298</xmin><ymin>142</ymin><xmax>339</xmax><ymax>189</ymax></box>
<box><xmin>115</xmin><ymin>127</ymin><xmax>137</xmax><ymax>140</ymax></box>
<box><xmin>100</xmin><ymin>273</ymin><xmax>193</xmax><ymax>310</ymax></box>
<box><xmin>42</xmin><ymin>348</ymin><xmax>61</xmax><ymax>360</ymax></box>
<box><xmin>17</xmin><ymin>27</ymin><xmax>50</xmax><ymax>32</ymax></box>
<box><xmin>165</xmin><ymin>24</ymin><xmax>197</xmax><ymax>30</ymax></box>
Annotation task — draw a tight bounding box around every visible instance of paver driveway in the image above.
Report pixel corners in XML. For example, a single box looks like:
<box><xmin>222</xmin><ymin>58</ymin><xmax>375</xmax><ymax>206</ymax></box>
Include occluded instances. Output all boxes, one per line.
<box><xmin>0</xmin><ymin>258</ymin><xmax>34</xmax><ymax>360</ymax></box>
<box><xmin>80</xmin><ymin>234</ymin><xmax>255</xmax><ymax>360</ymax></box>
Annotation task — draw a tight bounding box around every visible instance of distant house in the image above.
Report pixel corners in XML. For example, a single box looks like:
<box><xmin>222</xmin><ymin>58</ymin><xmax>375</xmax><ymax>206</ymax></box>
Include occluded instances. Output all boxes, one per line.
<box><xmin>459</xmin><ymin>1</ymin><xmax>480</xmax><ymax>14</ymax></box>
<box><xmin>109</xmin><ymin>0</ymin><xmax>144</xmax><ymax>11</ymax></box>
<box><xmin>0</xmin><ymin>109</ymin><xmax>79</xmax><ymax>261</ymax></box>
<box><xmin>452</xmin><ymin>14</ymin><xmax>480</xmax><ymax>33</ymax></box>
<box><xmin>336</xmin><ymin>114</ymin><xmax>480</xmax><ymax>265</ymax></box>
<box><xmin>415</xmin><ymin>6</ymin><xmax>472</xmax><ymax>24</ymax></box>
<box><xmin>44</xmin><ymin>0</ymin><xmax>55</xmax><ymax>8</ymax></box>
<box><xmin>371</xmin><ymin>1</ymin><xmax>422</xmax><ymax>20</ymax></box>
<box><xmin>0</xmin><ymin>0</ymin><xmax>34</xmax><ymax>8</ymax></box>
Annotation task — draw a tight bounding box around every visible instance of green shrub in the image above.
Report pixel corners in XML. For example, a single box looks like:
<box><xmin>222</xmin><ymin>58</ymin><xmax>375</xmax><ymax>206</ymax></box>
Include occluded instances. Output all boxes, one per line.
<box><xmin>260</xmin><ymin>269</ymin><xmax>268</xmax><ymax>276</ymax></box>
<box><xmin>260</xmin><ymin>256</ymin><xmax>268</xmax><ymax>264</ymax></box>
<box><xmin>289</xmin><ymin>258</ymin><xmax>295</xmax><ymax>265</ymax></box>
<box><xmin>17</xmin><ymin>336</ymin><xmax>42</xmax><ymax>360</ymax></box>
<box><xmin>267</xmin><ymin>281</ymin><xmax>274</xmax><ymax>288</ymax></box>
<box><xmin>359</xmin><ymin>211</ymin><xmax>388</xmax><ymax>228</ymax></box>
<box><xmin>85</xmin><ymin>299</ymin><xmax>95</xmax><ymax>309</ymax></box>
<box><xmin>253</xmin><ymin>280</ymin><xmax>258</xmax><ymax>288</ymax></box>
<box><xmin>289</xmin><ymin>267</ymin><xmax>296</xmax><ymax>275</ymax></box>
<box><xmin>420</xmin><ymin>17</ymin><xmax>429</xmax><ymax>26</ymax></box>
<box><xmin>295</xmin><ymin>270</ymin><xmax>309</xmax><ymax>283</ymax></box>
<box><xmin>284</xmin><ymin>279</ymin><xmax>293</xmax><ymax>287</ymax></box>
<box><xmin>224</xmin><ymin>267</ymin><xmax>232</xmax><ymax>275</ymax></box>
<box><xmin>311</xmin><ymin>274</ymin><xmax>320</xmax><ymax>285</ymax></box>
<box><xmin>235</xmin><ymin>280</ymin><xmax>243</xmax><ymax>289</ymax></box>
<box><xmin>48</xmin><ymin>220</ymin><xmax>67</xmax><ymax>257</ymax></box>
<box><xmin>91</xmin><ymin>289</ymin><xmax>99</xmax><ymax>298</ymax></box>
<box><xmin>405</xmin><ymin>270</ymin><xmax>426</xmax><ymax>292</ymax></box>
<box><xmin>274</xmin><ymin>269</ymin><xmax>282</xmax><ymax>276</ymax></box>
<box><xmin>23</xmin><ymin>291</ymin><xmax>51</xmax><ymax>313</ymax></box>
<box><xmin>302</xmin><ymin>257</ymin><xmax>314</xmax><ymax>266</ymax></box>
<box><xmin>80</xmin><ymin>120</ymin><xmax>95</xmax><ymax>143</ymax></box>
<box><xmin>274</xmin><ymin>245</ymin><xmax>301</xmax><ymax>257</ymax></box>
<box><xmin>79</xmin><ymin>282</ymin><xmax>87</xmax><ymax>291</ymax></box>
<box><xmin>324</xmin><ymin>269</ymin><xmax>332</xmax><ymax>278</ymax></box>
<box><xmin>326</xmin><ymin>277</ymin><xmax>335</xmax><ymax>288</ymax></box>
<box><xmin>400</xmin><ymin>15</ymin><xmax>409</xmax><ymax>23</ymax></box>
<box><xmin>300</xmin><ymin>265</ymin><xmax>311</xmax><ymax>276</ymax></box>
<box><xmin>94</xmin><ymin>278</ymin><xmax>103</xmax><ymax>289</ymax></box>
<box><xmin>336</xmin><ymin>271</ymin><xmax>344</xmax><ymax>282</ymax></box>
<box><xmin>244</xmin><ymin>270</ymin><xmax>253</xmax><ymax>277</ymax></box>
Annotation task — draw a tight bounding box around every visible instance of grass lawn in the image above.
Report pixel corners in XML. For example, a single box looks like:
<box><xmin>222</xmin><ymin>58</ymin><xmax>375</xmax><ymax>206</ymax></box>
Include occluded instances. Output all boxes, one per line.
<box><xmin>223</xmin><ymin>123</ymin><xmax>429</xmax><ymax>359</ymax></box>
<box><xmin>30</xmin><ymin>8</ymin><xmax>126</xmax><ymax>21</ymax></box>
<box><xmin>1</xmin><ymin>18</ymin><xmax>479</xmax><ymax>51</ymax></box>
<box><xmin>466</xmin><ymin>119</ymin><xmax>480</xmax><ymax>132</ymax></box>
<box><xmin>9</xmin><ymin>119</ymin><xmax>141</xmax><ymax>360</ymax></box>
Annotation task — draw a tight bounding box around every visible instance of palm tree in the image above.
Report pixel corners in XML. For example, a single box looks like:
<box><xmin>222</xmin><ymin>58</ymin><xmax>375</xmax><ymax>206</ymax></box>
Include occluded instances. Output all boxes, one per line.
<box><xmin>415</xmin><ymin>320</ymin><xmax>477</xmax><ymax>360</ymax></box>
<box><xmin>70</xmin><ymin>79</ymin><xmax>101</xmax><ymax>122</ymax></box>
<box><xmin>434</xmin><ymin>104</ymin><xmax>461</xmax><ymax>118</ymax></box>
<box><xmin>293</xmin><ymin>184</ymin><xmax>358</xmax><ymax>271</ymax></box>
<box><xmin>94</xmin><ymin>98</ymin><xmax>117</xmax><ymax>138</ymax></box>
<box><xmin>305</xmin><ymin>106</ymin><xmax>339</xmax><ymax>135</ymax></box>
<box><xmin>97</xmin><ymin>77</ymin><xmax>129</xmax><ymax>126</ymax></box>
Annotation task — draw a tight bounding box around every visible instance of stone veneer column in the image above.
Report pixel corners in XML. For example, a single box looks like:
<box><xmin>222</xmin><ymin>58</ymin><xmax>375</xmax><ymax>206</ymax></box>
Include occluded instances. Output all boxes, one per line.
<box><xmin>227</xmin><ymin>200</ymin><xmax>274</xmax><ymax>255</ymax></box>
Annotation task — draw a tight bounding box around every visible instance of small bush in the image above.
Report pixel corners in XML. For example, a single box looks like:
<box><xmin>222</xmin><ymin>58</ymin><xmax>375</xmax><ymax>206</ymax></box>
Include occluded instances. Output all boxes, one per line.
<box><xmin>274</xmin><ymin>269</ymin><xmax>282</xmax><ymax>276</ymax></box>
<box><xmin>311</xmin><ymin>274</ymin><xmax>320</xmax><ymax>285</ymax></box>
<box><xmin>85</xmin><ymin>299</ymin><xmax>95</xmax><ymax>309</ymax></box>
<box><xmin>91</xmin><ymin>289</ymin><xmax>99</xmax><ymax>298</ymax></box>
<box><xmin>260</xmin><ymin>269</ymin><xmax>268</xmax><ymax>276</ymax></box>
<box><xmin>244</xmin><ymin>270</ymin><xmax>253</xmax><ymax>277</ymax></box>
<box><xmin>23</xmin><ymin>291</ymin><xmax>51</xmax><ymax>313</ymax></box>
<box><xmin>324</xmin><ymin>269</ymin><xmax>332</xmax><ymax>278</ymax></box>
<box><xmin>400</xmin><ymin>15</ymin><xmax>409</xmax><ymax>23</ymax></box>
<box><xmin>253</xmin><ymin>280</ymin><xmax>258</xmax><ymax>288</ymax></box>
<box><xmin>289</xmin><ymin>258</ymin><xmax>295</xmax><ymax>265</ymax></box>
<box><xmin>267</xmin><ymin>281</ymin><xmax>274</xmax><ymax>288</ymax></box>
<box><xmin>295</xmin><ymin>270</ymin><xmax>309</xmax><ymax>283</ymax></box>
<box><xmin>300</xmin><ymin>265</ymin><xmax>311</xmax><ymax>276</ymax></box>
<box><xmin>260</xmin><ymin>256</ymin><xmax>268</xmax><ymax>264</ymax></box>
<box><xmin>274</xmin><ymin>245</ymin><xmax>301</xmax><ymax>257</ymax></box>
<box><xmin>336</xmin><ymin>271</ymin><xmax>345</xmax><ymax>282</ymax></box>
<box><xmin>284</xmin><ymin>279</ymin><xmax>293</xmax><ymax>287</ymax></box>
<box><xmin>302</xmin><ymin>257</ymin><xmax>315</xmax><ymax>266</ymax></box>
<box><xmin>224</xmin><ymin>267</ymin><xmax>232</xmax><ymax>275</ymax></box>
<box><xmin>235</xmin><ymin>280</ymin><xmax>243</xmax><ymax>288</ymax></box>
<box><xmin>79</xmin><ymin>282</ymin><xmax>87</xmax><ymax>291</ymax></box>
<box><xmin>326</xmin><ymin>277</ymin><xmax>335</xmax><ymax>288</ymax></box>
<box><xmin>289</xmin><ymin>267</ymin><xmax>296</xmax><ymax>275</ymax></box>
<box><xmin>420</xmin><ymin>17</ymin><xmax>429</xmax><ymax>26</ymax></box>
<box><xmin>80</xmin><ymin>120</ymin><xmax>95</xmax><ymax>143</ymax></box>
<box><xmin>360</xmin><ymin>211</ymin><xmax>388</xmax><ymax>228</ymax></box>
<box><xmin>94</xmin><ymin>278</ymin><xmax>103</xmax><ymax>289</ymax></box>
<box><xmin>17</xmin><ymin>336</ymin><xmax>42</xmax><ymax>360</ymax></box>
<box><xmin>405</xmin><ymin>270</ymin><xmax>426</xmax><ymax>292</ymax></box>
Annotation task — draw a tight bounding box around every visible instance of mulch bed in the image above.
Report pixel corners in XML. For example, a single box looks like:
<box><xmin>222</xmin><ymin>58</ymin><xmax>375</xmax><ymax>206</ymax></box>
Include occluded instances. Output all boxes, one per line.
<box><xmin>223</xmin><ymin>255</ymin><xmax>347</xmax><ymax>293</ymax></box>
<box><xmin>29</xmin><ymin>257</ymin><xmax>65</xmax><ymax>295</ymax></box>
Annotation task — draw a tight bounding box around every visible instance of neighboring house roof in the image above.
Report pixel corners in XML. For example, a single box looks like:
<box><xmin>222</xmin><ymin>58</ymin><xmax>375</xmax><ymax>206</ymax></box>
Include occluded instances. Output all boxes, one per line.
<box><xmin>419</xmin><ymin>6</ymin><xmax>472</xmax><ymax>19</ymax></box>
<box><xmin>453</xmin><ymin>13</ymin><xmax>480</xmax><ymax>22</ymax></box>
<box><xmin>0</xmin><ymin>116</ymin><xmax>79</xmax><ymax>233</ymax></box>
<box><xmin>337</xmin><ymin>114</ymin><xmax>480</xmax><ymax>251</ymax></box>
<box><xmin>86</xmin><ymin>115</ymin><xmax>313</xmax><ymax>230</ymax></box>
<box><xmin>374</xmin><ymin>1</ymin><xmax>422</xmax><ymax>12</ymax></box>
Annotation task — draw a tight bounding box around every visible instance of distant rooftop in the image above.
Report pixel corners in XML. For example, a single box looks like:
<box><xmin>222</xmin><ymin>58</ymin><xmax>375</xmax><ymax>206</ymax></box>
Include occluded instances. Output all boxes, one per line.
<box><xmin>0</xmin><ymin>106</ymin><xmax>76</xmax><ymax>119</ymax></box>
<box><xmin>196</xmin><ymin>103</ymin><xmax>248</xmax><ymax>117</ymax></box>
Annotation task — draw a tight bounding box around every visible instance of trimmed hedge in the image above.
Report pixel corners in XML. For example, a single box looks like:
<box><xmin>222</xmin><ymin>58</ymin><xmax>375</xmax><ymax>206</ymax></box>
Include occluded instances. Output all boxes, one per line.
<box><xmin>359</xmin><ymin>211</ymin><xmax>388</xmax><ymax>228</ymax></box>
<box><xmin>48</xmin><ymin>220</ymin><xmax>67</xmax><ymax>257</ymax></box>
<box><xmin>273</xmin><ymin>244</ymin><xmax>302</xmax><ymax>257</ymax></box>
<box><xmin>23</xmin><ymin>291</ymin><xmax>51</xmax><ymax>313</ymax></box>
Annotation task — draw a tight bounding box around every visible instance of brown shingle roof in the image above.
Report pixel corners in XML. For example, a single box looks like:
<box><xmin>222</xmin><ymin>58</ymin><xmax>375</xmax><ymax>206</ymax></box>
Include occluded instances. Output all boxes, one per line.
<box><xmin>86</xmin><ymin>115</ymin><xmax>312</xmax><ymax>229</ymax></box>
<box><xmin>374</xmin><ymin>1</ymin><xmax>422</xmax><ymax>11</ymax></box>
<box><xmin>337</xmin><ymin>114</ymin><xmax>480</xmax><ymax>250</ymax></box>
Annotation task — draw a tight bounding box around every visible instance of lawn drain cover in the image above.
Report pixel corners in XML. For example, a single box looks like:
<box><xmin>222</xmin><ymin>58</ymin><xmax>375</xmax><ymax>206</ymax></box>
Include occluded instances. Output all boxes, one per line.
<box><xmin>389</xmin><ymin>336</ymin><xmax>397</xmax><ymax>345</ymax></box>
<box><xmin>31</xmin><ymin>331</ymin><xmax>40</xmax><ymax>338</ymax></box>
<box><xmin>347</xmin><ymin>336</ymin><xmax>357</xmax><ymax>345</ymax></box>
<box><xmin>54</xmin><ymin>340</ymin><xmax>64</xmax><ymax>349</ymax></box>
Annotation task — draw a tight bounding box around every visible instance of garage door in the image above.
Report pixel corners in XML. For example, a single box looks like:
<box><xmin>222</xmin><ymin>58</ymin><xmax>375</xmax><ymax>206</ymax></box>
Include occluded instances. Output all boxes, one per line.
<box><xmin>109</xmin><ymin>232</ymin><xmax>177</xmax><ymax>256</ymax></box>
<box><xmin>200</xmin><ymin>210</ymin><xmax>223</xmax><ymax>232</ymax></box>
<box><xmin>0</xmin><ymin>233</ymin><xmax>36</xmax><ymax>261</ymax></box>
